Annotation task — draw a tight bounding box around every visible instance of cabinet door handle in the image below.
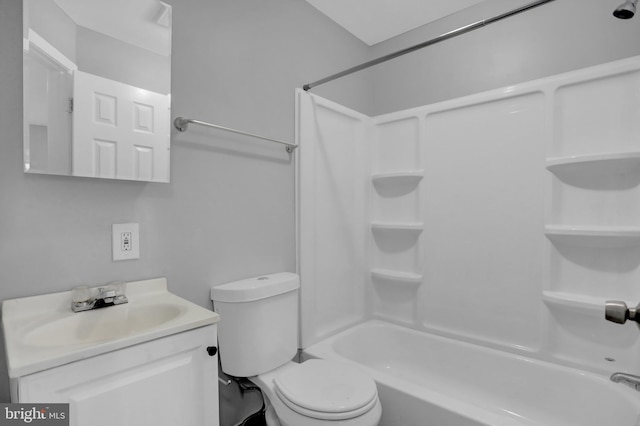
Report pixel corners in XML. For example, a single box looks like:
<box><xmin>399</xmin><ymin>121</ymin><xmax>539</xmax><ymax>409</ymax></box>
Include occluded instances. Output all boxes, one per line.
<box><xmin>206</xmin><ymin>346</ymin><xmax>218</xmax><ymax>357</ymax></box>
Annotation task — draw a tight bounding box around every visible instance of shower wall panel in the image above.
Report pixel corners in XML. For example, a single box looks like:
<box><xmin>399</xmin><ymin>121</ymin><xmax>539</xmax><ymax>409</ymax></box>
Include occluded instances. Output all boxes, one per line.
<box><xmin>370</xmin><ymin>115</ymin><xmax>424</xmax><ymax>324</ymax></box>
<box><xmin>544</xmin><ymin>61</ymin><xmax>640</xmax><ymax>373</ymax></box>
<box><xmin>296</xmin><ymin>91</ymin><xmax>370</xmax><ymax>347</ymax></box>
<box><xmin>419</xmin><ymin>93</ymin><xmax>546</xmax><ymax>351</ymax></box>
<box><xmin>297</xmin><ymin>55</ymin><xmax>640</xmax><ymax>374</ymax></box>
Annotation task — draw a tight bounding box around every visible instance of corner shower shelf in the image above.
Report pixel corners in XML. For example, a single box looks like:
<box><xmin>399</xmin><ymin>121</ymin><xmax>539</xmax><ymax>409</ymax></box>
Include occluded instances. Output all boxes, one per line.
<box><xmin>371</xmin><ymin>222</ymin><xmax>424</xmax><ymax>233</ymax></box>
<box><xmin>546</xmin><ymin>152</ymin><xmax>640</xmax><ymax>176</ymax></box>
<box><xmin>544</xmin><ymin>225</ymin><xmax>640</xmax><ymax>248</ymax></box>
<box><xmin>370</xmin><ymin>269</ymin><xmax>422</xmax><ymax>285</ymax></box>
<box><xmin>371</xmin><ymin>170</ymin><xmax>424</xmax><ymax>186</ymax></box>
<box><xmin>542</xmin><ymin>291</ymin><xmax>605</xmax><ymax>315</ymax></box>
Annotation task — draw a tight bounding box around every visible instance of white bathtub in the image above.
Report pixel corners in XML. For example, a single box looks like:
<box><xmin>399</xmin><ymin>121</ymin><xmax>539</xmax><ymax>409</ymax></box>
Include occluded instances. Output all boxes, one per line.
<box><xmin>303</xmin><ymin>320</ymin><xmax>640</xmax><ymax>426</ymax></box>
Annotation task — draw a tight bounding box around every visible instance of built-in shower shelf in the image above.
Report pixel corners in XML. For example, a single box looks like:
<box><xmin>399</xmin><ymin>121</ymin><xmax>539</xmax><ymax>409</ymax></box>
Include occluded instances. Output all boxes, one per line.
<box><xmin>544</xmin><ymin>225</ymin><xmax>640</xmax><ymax>248</ymax></box>
<box><xmin>546</xmin><ymin>152</ymin><xmax>640</xmax><ymax>176</ymax></box>
<box><xmin>542</xmin><ymin>291</ymin><xmax>605</xmax><ymax>315</ymax></box>
<box><xmin>371</xmin><ymin>269</ymin><xmax>422</xmax><ymax>285</ymax></box>
<box><xmin>371</xmin><ymin>170</ymin><xmax>424</xmax><ymax>186</ymax></box>
<box><xmin>371</xmin><ymin>222</ymin><xmax>424</xmax><ymax>233</ymax></box>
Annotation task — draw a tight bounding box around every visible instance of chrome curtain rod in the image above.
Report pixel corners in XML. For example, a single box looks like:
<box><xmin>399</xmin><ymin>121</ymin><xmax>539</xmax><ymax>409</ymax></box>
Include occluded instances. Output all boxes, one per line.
<box><xmin>303</xmin><ymin>0</ymin><xmax>556</xmax><ymax>91</ymax></box>
<box><xmin>173</xmin><ymin>117</ymin><xmax>297</xmax><ymax>153</ymax></box>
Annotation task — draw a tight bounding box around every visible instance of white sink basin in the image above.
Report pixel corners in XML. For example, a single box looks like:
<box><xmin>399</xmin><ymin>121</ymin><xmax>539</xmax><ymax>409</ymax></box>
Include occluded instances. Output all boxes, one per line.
<box><xmin>22</xmin><ymin>303</ymin><xmax>185</xmax><ymax>347</ymax></box>
<box><xmin>2</xmin><ymin>278</ymin><xmax>220</xmax><ymax>378</ymax></box>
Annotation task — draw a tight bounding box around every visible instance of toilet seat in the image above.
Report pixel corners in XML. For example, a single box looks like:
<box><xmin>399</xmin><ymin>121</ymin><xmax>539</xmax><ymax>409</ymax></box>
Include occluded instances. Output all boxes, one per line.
<box><xmin>273</xmin><ymin>359</ymin><xmax>378</xmax><ymax>421</ymax></box>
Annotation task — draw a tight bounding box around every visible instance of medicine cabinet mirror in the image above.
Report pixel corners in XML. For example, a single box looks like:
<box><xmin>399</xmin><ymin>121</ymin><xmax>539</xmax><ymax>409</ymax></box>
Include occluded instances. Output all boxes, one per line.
<box><xmin>23</xmin><ymin>0</ymin><xmax>172</xmax><ymax>182</ymax></box>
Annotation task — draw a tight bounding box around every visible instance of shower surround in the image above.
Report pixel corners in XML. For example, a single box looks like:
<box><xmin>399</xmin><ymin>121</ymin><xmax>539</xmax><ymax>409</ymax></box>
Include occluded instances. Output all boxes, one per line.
<box><xmin>296</xmin><ymin>55</ymin><xmax>640</xmax><ymax>423</ymax></box>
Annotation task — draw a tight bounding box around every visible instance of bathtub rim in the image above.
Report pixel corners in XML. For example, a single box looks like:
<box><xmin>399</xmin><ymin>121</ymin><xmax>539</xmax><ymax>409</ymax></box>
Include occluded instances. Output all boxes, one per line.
<box><xmin>302</xmin><ymin>319</ymin><xmax>640</xmax><ymax>426</ymax></box>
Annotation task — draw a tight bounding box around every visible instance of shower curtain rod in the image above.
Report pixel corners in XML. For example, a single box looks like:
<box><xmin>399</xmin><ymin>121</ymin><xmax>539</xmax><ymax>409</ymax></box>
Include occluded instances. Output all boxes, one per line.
<box><xmin>173</xmin><ymin>117</ymin><xmax>297</xmax><ymax>153</ymax></box>
<box><xmin>302</xmin><ymin>0</ymin><xmax>556</xmax><ymax>91</ymax></box>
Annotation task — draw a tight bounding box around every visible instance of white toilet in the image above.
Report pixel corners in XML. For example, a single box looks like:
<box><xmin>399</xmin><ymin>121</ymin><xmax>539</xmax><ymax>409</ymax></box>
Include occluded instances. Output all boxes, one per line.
<box><xmin>211</xmin><ymin>272</ymin><xmax>381</xmax><ymax>426</ymax></box>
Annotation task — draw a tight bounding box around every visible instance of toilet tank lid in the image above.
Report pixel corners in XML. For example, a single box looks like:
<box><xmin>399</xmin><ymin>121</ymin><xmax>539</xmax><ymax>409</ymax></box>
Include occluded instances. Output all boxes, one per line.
<box><xmin>211</xmin><ymin>272</ymin><xmax>300</xmax><ymax>303</ymax></box>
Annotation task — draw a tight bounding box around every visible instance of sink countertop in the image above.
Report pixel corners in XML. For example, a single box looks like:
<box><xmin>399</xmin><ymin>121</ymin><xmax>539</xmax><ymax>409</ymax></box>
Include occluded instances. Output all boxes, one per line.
<box><xmin>2</xmin><ymin>278</ymin><xmax>220</xmax><ymax>378</ymax></box>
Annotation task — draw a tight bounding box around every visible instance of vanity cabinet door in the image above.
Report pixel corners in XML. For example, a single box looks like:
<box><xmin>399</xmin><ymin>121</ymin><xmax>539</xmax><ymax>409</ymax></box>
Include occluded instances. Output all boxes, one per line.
<box><xmin>17</xmin><ymin>325</ymin><xmax>219</xmax><ymax>426</ymax></box>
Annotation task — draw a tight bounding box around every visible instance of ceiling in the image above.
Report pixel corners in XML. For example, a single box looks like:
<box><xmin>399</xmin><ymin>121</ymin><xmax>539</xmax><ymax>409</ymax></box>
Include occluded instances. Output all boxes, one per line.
<box><xmin>305</xmin><ymin>0</ymin><xmax>488</xmax><ymax>46</ymax></box>
<box><xmin>54</xmin><ymin>0</ymin><xmax>171</xmax><ymax>56</ymax></box>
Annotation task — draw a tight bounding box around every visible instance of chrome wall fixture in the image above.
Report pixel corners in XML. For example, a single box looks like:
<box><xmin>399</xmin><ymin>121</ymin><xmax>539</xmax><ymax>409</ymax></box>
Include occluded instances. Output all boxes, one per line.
<box><xmin>613</xmin><ymin>0</ymin><xmax>638</xmax><ymax>19</ymax></box>
<box><xmin>302</xmin><ymin>0</ymin><xmax>557</xmax><ymax>91</ymax></box>
<box><xmin>605</xmin><ymin>300</ymin><xmax>640</xmax><ymax>327</ymax></box>
<box><xmin>611</xmin><ymin>372</ymin><xmax>640</xmax><ymax>391</ymax></box>
<box><xmin>173</xmin><ymin>117</ymin><xmax>297</xmax><ymax>153</ymax></box>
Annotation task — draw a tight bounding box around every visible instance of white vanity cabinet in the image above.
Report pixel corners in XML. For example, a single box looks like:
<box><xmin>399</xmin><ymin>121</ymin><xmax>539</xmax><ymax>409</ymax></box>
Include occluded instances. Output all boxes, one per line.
<box><xmin>14</xmin><ymin>325</ymin><xmax>219</xmax><ymax>426</ymax></box>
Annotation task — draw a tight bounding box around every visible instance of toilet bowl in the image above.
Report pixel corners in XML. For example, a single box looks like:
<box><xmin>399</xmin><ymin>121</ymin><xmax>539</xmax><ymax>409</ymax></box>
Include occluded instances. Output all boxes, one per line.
<box><xmin>211</xmin><ymin>272</ymin><xmax>381</xmax><ymax>426</ymax></box>
<box><xmin>251</xmin><ymin>360</ymin><xmax>381</xmax><ymax>426</ymax></box>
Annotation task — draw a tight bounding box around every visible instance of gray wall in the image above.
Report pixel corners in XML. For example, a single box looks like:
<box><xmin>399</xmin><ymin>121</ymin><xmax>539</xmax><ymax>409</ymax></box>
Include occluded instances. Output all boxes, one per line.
<box><xmin>0</xmin><ymin>0</ymin><xmax>371</xmax><ymax>413</ymax></box>
<box><xmin>367</xmin><ymin>0</ymin><xmax>640</xmax><ymax>114</ymax></box>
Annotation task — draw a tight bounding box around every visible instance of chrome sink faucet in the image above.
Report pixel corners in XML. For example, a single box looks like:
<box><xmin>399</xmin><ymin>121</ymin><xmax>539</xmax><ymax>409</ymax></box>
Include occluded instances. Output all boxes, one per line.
<box><xmin>611</xmin><ymin>372</ymin><xmax>640</xmax><ymax>391</ymax></box>
<box><xmin>72</xmin><ymin>282</ymin><xmax>128</xmax><ymax>313</ymax></box>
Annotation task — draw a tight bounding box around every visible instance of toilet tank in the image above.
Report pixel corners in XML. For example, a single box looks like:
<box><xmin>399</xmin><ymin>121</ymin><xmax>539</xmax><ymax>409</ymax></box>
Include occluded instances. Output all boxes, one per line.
<box><xmin>211</xmin><ymin>272</ymin><xmax>300</xmax><ymax>377</ymax></box>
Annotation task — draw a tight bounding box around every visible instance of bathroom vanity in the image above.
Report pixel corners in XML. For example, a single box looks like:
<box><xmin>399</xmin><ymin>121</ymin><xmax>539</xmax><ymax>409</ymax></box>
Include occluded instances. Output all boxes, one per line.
<box><xmin>2</xmin><ymin>278</ymin><xmax>220</xmax><ymax>426</ymax></box>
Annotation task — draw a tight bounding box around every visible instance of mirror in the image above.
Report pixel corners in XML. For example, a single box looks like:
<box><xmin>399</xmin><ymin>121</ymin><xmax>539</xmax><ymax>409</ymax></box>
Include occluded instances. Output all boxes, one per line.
<box><xmin>23</xmin><ymin>0</ymin><xmax>172</xmax><ymax>182</ymax></box>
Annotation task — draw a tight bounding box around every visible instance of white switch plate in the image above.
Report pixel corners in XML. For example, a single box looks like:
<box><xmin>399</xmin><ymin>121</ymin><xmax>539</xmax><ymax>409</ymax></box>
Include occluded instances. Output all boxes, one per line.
<box><xmin>112</xmin><ymin>223</ymin><xmax>140</xmax><ymax>261</ymax></box>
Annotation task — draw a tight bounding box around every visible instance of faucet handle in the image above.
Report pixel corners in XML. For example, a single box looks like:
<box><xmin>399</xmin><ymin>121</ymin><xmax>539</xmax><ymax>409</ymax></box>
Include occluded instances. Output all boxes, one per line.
<box><xmin>605</xmin><ymin>300</ymin><xmax>640</xmax><ymax>329</ymax></box>
<box><xmin>98</xmin><ymin>281</ymin><xmax>126</xmax><ymax>299</ymax></box>
<box><xmin>100</xmin><ymin>287</ymin><xmax>116</xmax><ymax>298</ymax></box>
<box><xmin>72</xmin><ymin>286</ymin><xmax>92</xmax><ymax>304</ymax></box>
<box><xmin>606</xmin><ymin>300</ymin><xmax>631</xmax><ymax>324</ymax></box>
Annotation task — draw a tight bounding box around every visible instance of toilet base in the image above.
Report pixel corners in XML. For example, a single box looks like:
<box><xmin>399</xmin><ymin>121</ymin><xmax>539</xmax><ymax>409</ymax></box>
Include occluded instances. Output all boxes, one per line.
<box><xmin>261</xmin><ymin>392</ymin><xmax>281</xmax><ymax>426</ymax></box>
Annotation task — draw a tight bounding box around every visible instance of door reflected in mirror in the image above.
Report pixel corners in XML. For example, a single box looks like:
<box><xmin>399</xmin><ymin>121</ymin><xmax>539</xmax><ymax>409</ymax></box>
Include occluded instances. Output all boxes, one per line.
<box><xmin>23</xmin><ymin>0</ymin><xmax>172</xmax><ymax>182</ymax></box>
